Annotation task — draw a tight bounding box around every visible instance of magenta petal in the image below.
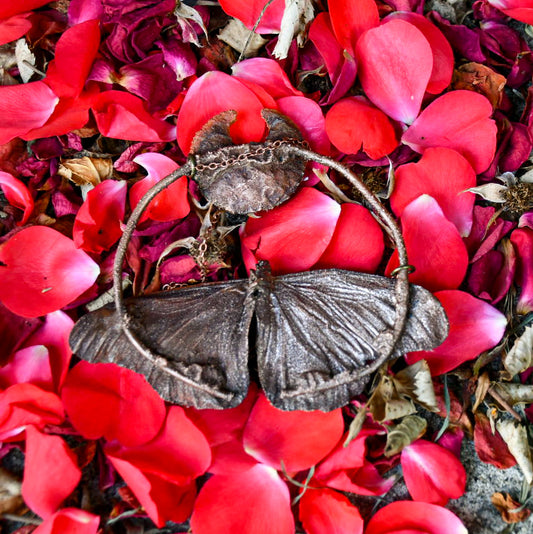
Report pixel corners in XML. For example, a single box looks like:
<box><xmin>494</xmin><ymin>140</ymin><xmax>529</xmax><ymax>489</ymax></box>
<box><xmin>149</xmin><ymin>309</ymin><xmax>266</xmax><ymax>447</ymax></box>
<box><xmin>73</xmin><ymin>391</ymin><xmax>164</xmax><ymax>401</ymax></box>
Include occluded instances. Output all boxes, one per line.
<box><xmin>0</xmin><ymin>226</ymin><xmax>99</xmax><ymax>318</ymax></box>
<box><xmin>242</xmin><ymin>393</ymin><xmax>344</xmax><ymax>472</ymax></box>
<box><xmin>356</xmin><ymin>19</ymin><xmax>433</xmax><ymax>124</ymax></box>
<box><xmin>240</xmin><ymin>188</ymin><xmax>341</xmax><ymax>275</ymax></box>
<box><xmin>232</xmin><ymin>58</ymin><xmax>303</xmax><ymax>99</ymax></box>
<box><xmin>315</xmin><ymin>203</ymin><xmax>384</xmax><ymax>272</ymax></box>
<box><xmin>407</xmin><ymin>290</ymin><xmax>507</xmax><ymax>375</ymax></box>
<box><xmin>177</xmin><ymin>71</ymin><xmax>267</xmax><ymax>155</ymax></box>
<box><xmin>401</xmin><ymin>439</ymin><xmax>466</xmax><ymax>505</ymax></box>
<box><xmin>0</xmin><ymin>345</ymin><xmax>53</xmax><ymax>390</ymax></box>
<box><xmin>402</xmin><ymin>90</ymin><xmax>497</xmax><ymax>173</ymax></box>
<box><xmin>386</xmin><ymin>195</ymin><xmax>469</xmax><ymax>292</ymax></box>
<box><xmin>309</xmin><ymin>13</ymin><xmax>343</xmax><ymax>82</ymax></box>
<box><xmin>0</xmin><ymin>13</ymin><xmax>32</xmax><ymax>46</ymax></box>
<box><xmin>510</xmin><ymin>227</ymin><xmax>533</xmax><ymax>314</ymax></box>
<box><xmin>390</xmin><ymin>148</ymin><xmax>476</xmax><ymax>236</ymax></box>
<box><xmin>487</xmin><ymin>0</ymin><xmax>533</xmax><ymax>24</ymax></box>
<box><xmin>191</xmin><ymin>465</ymin><xmax>294</xmax><ymax>534</ymax></box>
<box><xmin>0</xmin><ymin>170</ymin><xmax>34</xmax><ymax>225</ymax></box>
<box><xmin>365</xmin><ymin>501</ymin><xmax>468</xmax><ymax>534</ymax></box>
<box><xmin>0</xmin><ymin>82</ymin><xmax>58</xmax><ymax>144</ymax></box>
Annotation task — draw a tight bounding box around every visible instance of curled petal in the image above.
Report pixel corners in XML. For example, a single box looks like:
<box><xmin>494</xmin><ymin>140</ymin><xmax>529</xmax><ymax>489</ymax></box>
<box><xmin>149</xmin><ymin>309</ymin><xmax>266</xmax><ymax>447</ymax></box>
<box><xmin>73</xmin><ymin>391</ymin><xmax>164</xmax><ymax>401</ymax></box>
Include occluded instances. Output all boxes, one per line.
<box><xmin>240</xmin><ymin>187</ymin><xmax>341</xmax><ymax>275</ymax></box>
<box><xmin>401</xmin><ymin>439</ymin><xmax>466</xmax><ymax>505</ymax></box>
<box><xmin>402</xmin><ymin>90</ymin><xmax>497</xmax><ymax>174</ymax></box>
<box><xmin>61</xmin><ymin>361</ymin><xmax>166</xmax><ymax>447</ymax></box>
<box><xmin>325</xmin><ymin>96</ymin><xmax>398</xmax><ymax>159</ymax></box>
<box><xmin>242</xmin><ymin>392</ymin><xmax>344</xmax><ymax>472</ymax></box>
<box><xmin>32</xmin><ymin>508</ymin><xmax>100</xmax><ymax>534</ymax></box>
<box><xmin>0</xmin><ymin>345</ymin><xmax>53</xmax><ymax>390</ymax></box>
<box><xmin>191</xmin><ymin>465</ymin><xmax>294</xmax><ymax>534</ymax></box>
<box><xmin>510</xmin><ymin>227</ymin><xmax>533</xmax><ymax>314</ymax></box>
<box><xmin>0</xmin><ymin>226</ymin><xmax>100</xmax><ymax>318</ymax></box>
<box><xmin>309</xmin><ymin>13</ymin><xmax>343</xmax><ymax>82</ymax></box>
<box><xmin>315</xmin><ymin>203</ymin><xmax>384</xmax><ymax>272</ymax></box>
<box><xmin>22</xmin><ymin>426</ymin><xmax>81</xmax><ymax>518</ymax></box>
<box><xmin>0</xmin><ymin>170</ymin><xmax>34</xmax><ymax>225</ymax></box>
<box><xmin>390</xmin><ymin>148</ymin><xmax>476</xmax><ymax>236</ymax></box>
<box><xmin>407</xmin><ymin>290</ymin><xmax>507</xmax><ymax>375</ymax></box>
<box><xmin>73</xmin><ymin>180</ymin><xmax>127</xmax><ymax>254</ymax></box>
<box><xmin>218</xmin><ymin>0</ymin><xmax>285</xmax><ymax>33</ymax></box>
<box><xmin>386</xmin><ymin>195</ymin><xmax>469</xmax><ymax>292</ymax></box>
<box><xmin>365</xmin><ymin>501</ymin><xmax>468</xmax><ymax>534</ymax></box>
<box><xmin>0</xmin><ymin>13</ymin><xmax>32</xmax><ymax>46</ymax></box>
<box><xmin>356</xmin><ymin>19</ymin><xmax>433</xmax><ymax>124</ymax></box>
<box><xmin>487</xmin><ymin>0</ymin><xmax>533</xmax><ymax>24</ymax></box>
<box><xmin>177</xmin><ymin>71</ymin><xmax>267</xmax><ymax>155</ymax></box>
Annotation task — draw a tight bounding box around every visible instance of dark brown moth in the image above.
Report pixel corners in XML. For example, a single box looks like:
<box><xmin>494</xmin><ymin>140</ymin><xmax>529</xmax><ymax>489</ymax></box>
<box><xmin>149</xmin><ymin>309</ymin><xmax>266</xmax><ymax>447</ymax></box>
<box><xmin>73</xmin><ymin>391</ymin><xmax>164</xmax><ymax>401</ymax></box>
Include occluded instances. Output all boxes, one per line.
<box><xmin>69</xmin><ymin>109</ymin><xmax>449</xmax><ymax>412</ymax></box>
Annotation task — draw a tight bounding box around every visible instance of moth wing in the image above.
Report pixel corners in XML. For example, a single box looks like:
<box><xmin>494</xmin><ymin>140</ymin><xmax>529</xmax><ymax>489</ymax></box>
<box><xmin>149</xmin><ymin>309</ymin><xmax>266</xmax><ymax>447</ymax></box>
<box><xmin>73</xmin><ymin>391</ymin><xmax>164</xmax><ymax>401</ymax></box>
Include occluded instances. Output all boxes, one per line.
<box><xmin>255</xmin><ymin>270</ymin><xmax>448</xmax><ymax>412</ymax></box>
<box><xmin>69</xmin><ymin>280</ymin><xmax>253</xmax><ymax>409</ymax></box>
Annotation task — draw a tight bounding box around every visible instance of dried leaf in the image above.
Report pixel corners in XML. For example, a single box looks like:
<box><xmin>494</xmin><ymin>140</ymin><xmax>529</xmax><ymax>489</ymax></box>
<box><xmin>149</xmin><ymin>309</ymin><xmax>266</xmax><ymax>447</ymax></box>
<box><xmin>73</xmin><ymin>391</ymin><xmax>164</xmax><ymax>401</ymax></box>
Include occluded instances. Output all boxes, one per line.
<box><xmin>272</xmin><ymin>0</ymin><xmax>314</xmax><ymax>59</ymax></box>
<box><xmin>491</xmin><ymin>492</ymin><xmax>531</xmax><ymax>523</ymax></box>
<box><xmin>58</xmin><ymin>156</ymin><xmax>114</xmax><ymax>188</ymax></box>
<box><xmin>15</xmin><ymin>38</ymin><xmax>36</xmax><ymax>83</ymax></box>
<box><xmin>453</xmin><ymin>62</ymin><xmax>506</xmax><ymax>108</ymax></box>
<box><xmin>496</xmin><ymin>419</ymin><xmax>533</xmax><ymax>484</ymax></box>
<box><xmin>344</xmin><ymin>405</ymin><xmax>367</xmax><ymax>447</ymax></box>
<box><xmin>395</xmin><ymin>359</ymin><xmax>439</xmax><ymax>413</ymax></box>
<box><xmin>368</xmin><ymin>375</ymin><xmax>417</xmax><ymax>423</ymax></box>
<box><xmin>494</xmin><ymin>383</ymin><xmax>533</xmax><ymax>405</ymax></box>
<box><xmin>219</xmin><ymin>19</ymin><xmax>268</xmax><ymax>57</ymax></box>
<box><xmin>503</xmin><ymin>325</ymin><xmax>533</xmax><ymax>377</ymax></box>
<box><xmin>385</xmin><ymin>415</ymin><xmax>427</xmax><ymax>457</ymax></box>
<box><xmin>0</xmin><ymin>467</ymin><xmax>23</xmax><ymax>515</ymax></box>
<box><xmin>466</xmin><ymin>183</ymin><xmax>507</xmax><ymax>202</ymax></box>
<box><xmin>473</xmin><ymin>371</ymin><xmax>491</xmax><ymax>412</ymax></box>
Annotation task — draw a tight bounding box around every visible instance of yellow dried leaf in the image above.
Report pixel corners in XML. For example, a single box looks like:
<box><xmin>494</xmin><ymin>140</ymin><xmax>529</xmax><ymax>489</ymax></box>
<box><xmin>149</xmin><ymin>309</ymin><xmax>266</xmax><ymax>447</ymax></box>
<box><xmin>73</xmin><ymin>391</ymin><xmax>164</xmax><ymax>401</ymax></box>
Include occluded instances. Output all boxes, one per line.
<box><xmin>496</xmin><ymin>419</ymin><xmax>533</xmax><ymax>484</ymax></box>
<box><xmin>385</xmin><ymin>415</ymin><xmax>427</xmax><ymax>457</ymax></box>
<box><xmin>503</xmin><ymin>325</ymin><xmax>533</xmax><ymax>377</ymax></box>
<box><xmin>58</xmin><ymin>156</ymin><xmax>114</xmax><ymax>187</ymax></box>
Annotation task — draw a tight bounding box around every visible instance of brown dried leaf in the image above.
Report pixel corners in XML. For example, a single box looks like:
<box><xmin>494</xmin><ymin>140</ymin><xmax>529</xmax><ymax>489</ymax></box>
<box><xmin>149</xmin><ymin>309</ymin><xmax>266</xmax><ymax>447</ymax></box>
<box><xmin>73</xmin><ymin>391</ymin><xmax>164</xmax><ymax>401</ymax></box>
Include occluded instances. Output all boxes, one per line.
<box><xmin>494</xmin><ymin>382</ymin><xmax>533</xmax><ymax>406</ymax></box>
<box><xmin>368</xmin><ymin>375</ymin><xmax>416</xmax><ymax>423</ymax></box>
<box><xmin>496</xmin><ymin>419</ymin><xmax>533</xmax><ymax>484</ymax></box>
<box><xmin>473</xmin><ymin>371</ymin><xmax>491</xmax><ymax>412</ymax></box>
<box><xmin>503</xmin><ymin>325</ymin><xmax>533</xmax><ymax>378</ymax></box>
<box><xmin>453</xmin><ymin>62</ymin><xmax>507</xmax><ymax>108</ymax></box>
<box><xmin>0</xmin><ymin>467</ymin><xmax>23</xmax><ymax>515</ymax></box>
<box><xmin>219</xmin><ymin>19</ymin><xmax>268</xmax><ymax>57</ymax></box>
<box><xmin>385</xmin><ymin>415</ymin><xmax>427</xmax><ymax>457</ymax></box>
<box><xmin>58</xmin><ymin>156</ymin><xmax>114</xmax><ymax>187</ymax></box>
<box><xmin>491</xmin><ymin>492</ymin><xmax>531</xmax><ymax>523</ymax></box>
<box><xmin>395</xmin><ymin>359</ymin><xmax>439</xmax><ymax>412</ymax></box>
<box><xmin>344</xmin><ymin>405</ymin><xmax>368</xmax><ymax>447</ymax></box>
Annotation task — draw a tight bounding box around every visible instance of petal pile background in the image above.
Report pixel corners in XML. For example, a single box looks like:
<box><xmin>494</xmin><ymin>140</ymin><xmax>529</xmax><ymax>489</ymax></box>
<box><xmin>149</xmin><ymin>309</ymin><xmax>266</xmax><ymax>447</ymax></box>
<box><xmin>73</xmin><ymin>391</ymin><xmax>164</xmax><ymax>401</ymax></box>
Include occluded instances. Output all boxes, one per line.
<box><xmin>0</xmin><ymin>0</ymin><xmax>532</xmax><ymax>533</ymax></box>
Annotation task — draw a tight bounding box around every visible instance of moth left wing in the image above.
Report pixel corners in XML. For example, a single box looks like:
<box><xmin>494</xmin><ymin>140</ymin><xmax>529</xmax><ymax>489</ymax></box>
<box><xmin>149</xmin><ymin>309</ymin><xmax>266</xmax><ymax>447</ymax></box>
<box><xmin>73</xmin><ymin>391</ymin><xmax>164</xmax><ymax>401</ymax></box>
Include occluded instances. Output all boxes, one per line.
<box><xmin>254</xmin><ymin>270</ymin><xmax>448</xmax><ymax>412</ymax></box>
<box><xmin>69</xmin><ymin>281</ymin><xmax>254</xmax><ymax>409</ymax></box>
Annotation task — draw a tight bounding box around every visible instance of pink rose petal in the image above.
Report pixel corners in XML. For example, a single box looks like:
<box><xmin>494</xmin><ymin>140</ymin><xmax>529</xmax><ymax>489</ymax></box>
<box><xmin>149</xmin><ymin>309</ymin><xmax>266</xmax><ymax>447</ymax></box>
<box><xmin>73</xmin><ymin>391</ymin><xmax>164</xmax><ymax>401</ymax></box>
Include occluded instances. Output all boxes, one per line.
<box><xmin>402</xmin><ymin>90</ymin><xmax>497</xmax><ymax>173</ymax></box>
<box><xmin>356</xmin><ymin>19</ymin><xmax>433</xmax><ymax>124</ymax></box>
<box><xmin>0</xmin><ymin>170</ymin><xmax>34</xmax><ymax>225</ymax></box>
<box><xmin>0</xmin><ymin>226</ymin><xmax>100</xmax><ymax>318</ymax></box>
<box><xmin>510</xmin><ymin>227</ymin><xmax>533</xmax><ymax>313</ymax></box>
<box><xmin>0</xmin><ymin>345</ymin><xmax>53</xmax><ymax>390</ymax></box>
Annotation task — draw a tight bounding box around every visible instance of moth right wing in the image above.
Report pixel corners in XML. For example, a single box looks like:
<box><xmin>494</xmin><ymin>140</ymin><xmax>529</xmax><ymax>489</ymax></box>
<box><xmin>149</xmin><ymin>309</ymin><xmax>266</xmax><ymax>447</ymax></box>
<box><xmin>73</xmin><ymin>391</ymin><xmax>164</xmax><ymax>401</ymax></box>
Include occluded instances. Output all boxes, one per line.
<box><xmin>69</xmin><ymin>281</ymin><xmax>253</xmax><ymax>409</ymax></box>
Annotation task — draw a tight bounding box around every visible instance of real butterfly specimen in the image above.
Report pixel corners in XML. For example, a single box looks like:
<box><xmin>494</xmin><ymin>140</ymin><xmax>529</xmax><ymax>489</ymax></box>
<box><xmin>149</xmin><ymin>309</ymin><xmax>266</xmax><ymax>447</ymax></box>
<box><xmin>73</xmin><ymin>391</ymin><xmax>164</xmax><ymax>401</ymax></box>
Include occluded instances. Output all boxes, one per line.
<box><xmin>70</xmin><ymin>110</ymin><xmax>448</xmax><ymax>412</ymax></box>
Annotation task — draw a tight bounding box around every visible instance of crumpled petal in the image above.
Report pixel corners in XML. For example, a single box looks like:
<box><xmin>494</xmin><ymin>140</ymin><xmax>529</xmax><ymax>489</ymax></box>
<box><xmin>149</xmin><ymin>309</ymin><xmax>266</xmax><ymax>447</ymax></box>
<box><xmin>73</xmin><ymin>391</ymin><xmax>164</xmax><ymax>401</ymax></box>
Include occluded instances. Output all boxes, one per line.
<box><xmin>0</xmin><ymin>226</ymin><xmax>100</xmax><ymax>318</ymax></box>
<box><xmin>406</xmin><ymin>290</ymin><xmax>508</xmax><ymax>375</ymax></box>
<box><xmin>191</xmin><ymin>464</ymin><xmax>294</xmax><ymax>534</ymax></box>
<box><xmin>356</xmin><ymin>19</ymin><xmax>433</xmax><ymax>124</ymax></box>
<box><xmin>22</xmin><ymin>426</ymin><xmax>81</xmax><ymax>518</ymax></box>
<box><xmin>401</xmin><ymin>439</ymin><xmax>466</xmax><ymax>505</ymax></box>
<box><xmin>242</xmin><ymin>392</ymin><xmax>344</xmax><ymax>473</ymax></box>
<box><xmin>129</xmin><ymin>153</ymin><xmax>189</xmax><ymax>223</ymax></box>
<box><xmin>0</xmin><ymin>345</ymin><xmax>53</xmax><ymax>390</ymax></box>
<box><xmin>73</xmin><ymin>179</ymin><xmax>127</xmax><ymax>254</ymax></box>
<box><xmin>325</xmin><ymin>96</ymin><xmax>398</xmax><ymax>159</ymax></box>
<box><xmin>299</xmin><ymin>487</ymin><xmax>364</xmax><ymax>534</ymax></box>
<box><xmin>240</xmin><ymin>187</ymin><xmax>340</xmax><ymax>275</ymax></box>
<box><xmin>0</xmin><ymin>170</ymin><xmax>34</xmax><ymax>225</ymax></box>
<box><xmin>386</xmin><ymin>195</ymin><xmax>469</xmax><ymax>292</ymax></box>
<box><xmin>218</xmin><ymin>0</ymin><xmax>285</xmax><ymax>33</ymax></box>
<box><xmin>32</xmin><ymin>508</ymin><xmax>100</xmax><ymax>534</ymax></box>
<box><xmin>402</xmin><ymin>90</ymin><xmax>497</xmax><ymax>174</ymax></box>
<box><xmin>510</xmin><ymin>227</ymin><xmax>533</xmax><ymax>314</ymax></box>
<box><xmin>390</xmin><ymin>147</ymin><xmax>476</xmax><ymax>236</ymax></box>
<box><xmin>61</xmin><ymin>361</ymin><xmax>166</xmax><ymax>447</ymax></box>
<box><xmin>365</xmin><ymin>501</ymin><xmax>468</xmax><ymax>534</ymax></box>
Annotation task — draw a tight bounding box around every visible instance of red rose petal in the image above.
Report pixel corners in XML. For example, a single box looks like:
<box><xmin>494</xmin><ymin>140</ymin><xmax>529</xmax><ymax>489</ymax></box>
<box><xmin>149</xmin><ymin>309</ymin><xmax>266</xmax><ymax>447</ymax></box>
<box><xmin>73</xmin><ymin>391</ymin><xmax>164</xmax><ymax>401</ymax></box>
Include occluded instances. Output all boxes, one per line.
<box><xmin>61</xmin><ymin>361</ymin><xmax>166</xmax><ymax>447</ymax></box>
<box><xmin>22</xmin><ymin>426</ymin><xmax>81</xmax><ymax>518</ymax></box>
<box><xmin>73</xmin><ymin>179</ymin><xmax>127</xmax><ymax>254</ymax></box>
<box><xmin>92</xmin><ymin>90</ymin><xmax>176</xmax><ymax>142</ymax></box>
<box><xmin>0</xmin><ymin>345</ymin><xmax>53</xmax><ymax>390</ymax></box>
<box><xmin>299</xmin><ymin>488</ymin><xmax>364</xmax><ymax>534</ymax></box>
<box><xmin>242</xmin><ymin>392</ymin><xmax>344</xmax><ymax>472</ymax></box>
<box><xmin>240</xmin><ymin>187</ymin><xmax>341</xmax><ymax>275</ymax></box>
<box><xmin>0</xmin><ymin>384</ymin><xmax>64</xmax><ymax>441</ymax></box>
<box><xmin>0</xmin><ymin>170</ymin><xmax>34</xmax><ymax>225</ymax></box>
<box><xmin>401</xmin><ymin>439</ymin><xmax>466</xmax><ymax>505</ymax></box>
<box><xmin>510</xmin><ymin>227</ymin><xmax>533</xmax><ymax>314</ymax></box>
<box><xmin>32</xmin><ymin>508</ymin><xmax>100</xmax><ymax>534</ymax></box>
<box><xmin>325</xmin><ymin>96</ymin><xmax>398</xmax><ymax>159</ymax></box>
<box><xmin>406</xmin><ymin>290</ymin><xmax>507</xmax><ymax>375</ymax></box>
<box><xmin>44</xmin><ymin>19</ymin><xmax>100</xmax><ymax>98</ymax></box>
<box><xmin>0</xmin><ymin>226</ymin><xmax>100</xmax><ymax>318</ymax></box>
<box><xmin>218</xmin><ymin>0</ymin><xmax>285</xmax><ymax>33</ymax></box>
<box><xmin>0</xmin><ymin>13</ymin><xmax>32</xmax><ymax>46</ymax></box>
<box><xmin>177</xmin><ymin>71</ymin><xmax>266</xmax><ymax>155</ymax></box>
<box><xmin>390</xmin><ymin>147</ymin><xmax>476</xmax><ymax>236</ymax></box>
<box><xmin>315</xmin><ymin>203</ymin><xmax>385</xmax><ymax>272</ymax></box>
<box><xmin>386</xmin><ymin>195</ymin><xmax>469</xmax><ymax>292</ymax></box>
<box><xmin>191</xmin><ymin>465</ymin><xmax>294</xmax><ymax>534</ymax></box>
<box><xmin>488</xmin><ymin>0</ymin><xmax>533</xmax><ymax>24</ymax></box>
<box><xmin>0</xmin><ymin>0</ymin><xmax>50</xmax><ymax>19</ymax></box>
<box><xmin>365</xmin><ymin>501</ymin><xmax>468</xmax><ymax>534</ymax></box>
<box><xmin>329</xmin><ymin>0</ymin><xmax>379</xmax><ymax>53</ymax></box>
<box><xmin>402</xmin><ymin>90</ymin><xmax>497</xmax><ymax>173</ymax></box>
<box><xmin>474</xmin><ymin>412</ymin><xmax>517</xmax><ymax>469</ymax></box>
<box><xmin>232</xmin><ymin>58</ymin><xmax>303</xmax><ymax>99</ymax></box>
<box><xmin>129</xmin><ymin>153</ymin><xmax>189</xmax><ymax>223</ymax></box>
<box><xmin>356</xmin><ymin>19</ymin><xmax>433</xmax><ymax>124</ymax></box>
<box><xmin>0</xmin><ymin>82</ymin><xmax>58</xmax><ymax>144</ymax></box>
<box><xmin>384</xmin><ymin>12</ymin><xmax>453</xmax><ymax>94</ymax></box>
